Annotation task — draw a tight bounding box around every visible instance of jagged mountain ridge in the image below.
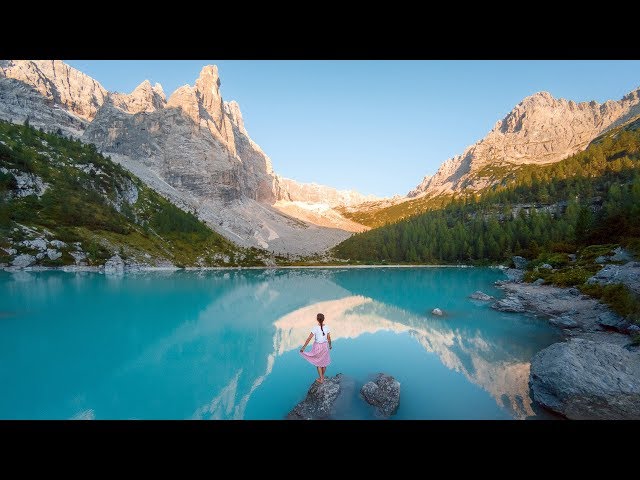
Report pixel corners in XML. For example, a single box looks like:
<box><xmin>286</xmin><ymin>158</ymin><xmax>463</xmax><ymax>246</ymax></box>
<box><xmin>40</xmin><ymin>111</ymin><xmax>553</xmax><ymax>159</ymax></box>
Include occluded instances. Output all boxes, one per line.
<box><xmin>0</xmin><ymin>60</ymin><xmax>376</xmax><ymax>254</ymax></box>
<box><xmin>409</xmin><ymin>88</ymin><xmax>640</xmax><ymax>198</ymax></box>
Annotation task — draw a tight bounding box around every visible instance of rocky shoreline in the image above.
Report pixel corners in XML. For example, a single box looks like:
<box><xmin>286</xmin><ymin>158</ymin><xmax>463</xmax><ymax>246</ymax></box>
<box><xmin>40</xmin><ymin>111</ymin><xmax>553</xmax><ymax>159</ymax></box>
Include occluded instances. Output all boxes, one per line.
<box><xmin>491</xmin><ymin>261</ymin><xmax>640</xmax><ymax>419</ymax></box>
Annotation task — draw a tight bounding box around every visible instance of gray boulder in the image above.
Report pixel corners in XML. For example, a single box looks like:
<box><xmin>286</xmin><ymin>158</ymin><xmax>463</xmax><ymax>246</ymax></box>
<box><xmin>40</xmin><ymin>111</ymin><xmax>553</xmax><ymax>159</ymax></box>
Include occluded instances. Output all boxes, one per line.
<box><xmin>533</xmin><ymin>278</ymin><xmax>546</xmax><ymax>286</ymax></box>
<box><xmin>587</xmin><ymin>262</ymin><xmax>640</xmax><ymax>296</ymax></box>
<box><xmin>104</xmin><ymin>254</ymin><xmax>124</xmax><ymax>275</ymax></box>
<box><xmin>11</xmin><ymin>254</ymin><xmax>35</xmax><ymax>268</ymax></box>
<box><xmin>595</xmin><ymin>255</ymin><xmax>610</xmax><ymax>264</ymax></box>
<box><xmin>549</xmin><ymin>316</ymin><xmax>579</xmax><ymax>329</ymax></box>
<box><xmin>431</xmin><ymin>308</ymin><xmax>443</xmax><ymax>316</ymax></box>
<box><xmin>50</xmin><ymin>240</ymin><xmax>67</xmax><ymax>249</ymax></box>
<box><xmin>287</xmin><ymin>374</ymin><xmax>352</xmax><ymax>420</ymax></box>
<box><xmin>46</xmin><ymin>249</ymin><xmax>61</xmax><ymax>260</ymax></box>
<box><xmin>2</xmin><ymin>247</ymin><xmax>17</xmax><ymax>255</ymax></box>
<box><xmin>491</xmin><ymin>296</ymin><xmax>526</xmax><ymax>313</ymax></box>
<box><xmin>611</xmin><ymin>247</ymin><xmax>633</xmax><ymax>263</ymax></box>
<box><xmin>540</xmin><ymin>263</ymin><xmax>553</xmax><ymax>270</ymax></box>
<box><xmin>530</xmin><ymin>338</ymin><xmax>640</xmax><ymax>419</ymax></box>
<box><xmin>20</xmin><ymin>238</ymin><xmax>47</xmax><ymax>251</ymax></box>
<box><xmin>512</xmin><ymin>256</ymin><xmax>529</xmax><ymax>269</ymax></box>
<box><xmin>597</xmin><ymin>311</ymin><xmax>629</xmax><ymax>333</ymax></box>
<box><xmin>360</xmin><ymin>373</ymin><xmax>401</xmax><ymax>418</ymax></box>
<box><xmin>469</xmin><ymin>291</ymin><xmax>493</xmax><ymax>301</ymax></box>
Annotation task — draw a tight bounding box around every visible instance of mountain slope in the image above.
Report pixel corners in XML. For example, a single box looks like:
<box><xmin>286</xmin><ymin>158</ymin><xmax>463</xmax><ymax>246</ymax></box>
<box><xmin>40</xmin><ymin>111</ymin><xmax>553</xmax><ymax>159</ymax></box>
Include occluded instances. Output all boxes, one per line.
<box><xmin>0</xmin><ymin>60</ymin><xmax>373</xmax><ymax>255</ymax></box>
<box><xmin>410</xmin><ymin>89</ymin><xmax>640</xmax><ymax>198</ymax></box>
<box><xmin>0</xmin><ymin>120</ymin><xmax>268</xmax><ymax>268</ymax></box>
<box><xmin>333</xmin><ymin>118</ymin><xmax>640</xmax><ymax>263</ymax></box>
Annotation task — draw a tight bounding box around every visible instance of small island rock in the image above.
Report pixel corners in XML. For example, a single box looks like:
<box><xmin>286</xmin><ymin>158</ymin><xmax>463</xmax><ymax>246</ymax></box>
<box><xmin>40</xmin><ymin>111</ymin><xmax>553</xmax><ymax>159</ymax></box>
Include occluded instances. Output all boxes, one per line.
<box><xmin>360</xmin><ymin>373</ymin><xmax>401</xmax><ymax>418</ymax></box>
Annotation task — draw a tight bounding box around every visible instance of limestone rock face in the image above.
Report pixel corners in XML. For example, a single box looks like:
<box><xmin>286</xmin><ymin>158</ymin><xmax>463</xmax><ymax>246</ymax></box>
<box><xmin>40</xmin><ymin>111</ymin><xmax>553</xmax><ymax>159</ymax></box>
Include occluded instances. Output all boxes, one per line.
<box><xmin>410</xmin><ymin>89</ymin><xmax>640</xmax><ymax>197</ymax></box>
<box><xmin>0</xmin><ymin>60</ymin><xmax>107</xmax><ymax>121</ymax></box>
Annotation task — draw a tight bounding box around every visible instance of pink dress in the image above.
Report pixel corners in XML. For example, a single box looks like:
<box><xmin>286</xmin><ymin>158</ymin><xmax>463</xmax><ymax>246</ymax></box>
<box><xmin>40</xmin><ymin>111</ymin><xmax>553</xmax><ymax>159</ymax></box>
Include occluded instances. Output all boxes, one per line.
<box><xmin>300</xmin><ymin>325</ymin><xmax>331</xmax><ymax>367</ymax></box>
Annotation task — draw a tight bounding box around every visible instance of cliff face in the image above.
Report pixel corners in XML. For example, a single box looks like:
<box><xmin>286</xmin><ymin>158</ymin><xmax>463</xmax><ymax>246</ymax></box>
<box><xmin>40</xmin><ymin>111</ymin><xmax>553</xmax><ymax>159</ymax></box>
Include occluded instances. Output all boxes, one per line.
<box><xmin>0</xmin><ymin>60</ymin><xmax>371</xmax><ymax>254</ymax></box>
<box><xmin>409</xmin><ymin>89</ymin><xmax>640</xmax><ymax>197</ymax></box>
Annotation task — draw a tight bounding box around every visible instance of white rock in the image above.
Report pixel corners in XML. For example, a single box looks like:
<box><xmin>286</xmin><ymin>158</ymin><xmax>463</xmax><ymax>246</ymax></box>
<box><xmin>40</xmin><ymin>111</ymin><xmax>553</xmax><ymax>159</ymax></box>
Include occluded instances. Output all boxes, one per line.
<box><xmin>70</xmin><ymin>251</ymin><xmax>87</xmax><ymax>265</ymax></box>
<box><xmin>46</xmin><ymin>249</ymin><xmax>62</xmax><ymax>260</ymax></box>
<box><xmin>104</xmin><ymin>254</ymin><xmax>124</xmax><ymax>275</ymax></box>
<box><xmin>20</xmin><ymin>238</ymin><xmax>47</xmax><ymax>251</ymax></box>
<box><xmin>431</xmin><ymin>308</ymin><xmax>444</xmax><ymax>316</ymax></box>
<box><xmin>50</xmin><ymin>240</ymin><xmax>67</xmax><ymax>249</ymax></box>
<box><xmin>11</xmin><ymin>254</ymin><xmax>35</xmax><ymax>268</ymax></box>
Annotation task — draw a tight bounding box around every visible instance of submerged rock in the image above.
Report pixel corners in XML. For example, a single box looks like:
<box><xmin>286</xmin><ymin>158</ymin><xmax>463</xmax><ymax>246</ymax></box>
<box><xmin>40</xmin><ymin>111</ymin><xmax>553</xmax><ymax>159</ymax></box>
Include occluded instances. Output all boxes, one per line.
<box><xmin>287</xmin><ymin>374</ymin><xmax>353</xmax><ymax>420</ymax></box>
<box><xmin>530</xmin><ymin>338</ymin><xmax>640</xmax><ymax>420</ymax></box>
<box><xmin>512</xmin><ymin>256</ymin><xmax>529</xmax><ymax>269</ymax></box>
<box><xmin>360</xmin><ymin>373</ymin><xmax>401</xmax><ymax>418</ymax></box>
<box><xmin>469</xmin><ymin>291</ymin><xmax>493</xmax><ymax>301</ymax></box>
<box><xmin>431</xmin><ymin>308</ymin><xmax>444</xmax><ymax>316</ymax></box>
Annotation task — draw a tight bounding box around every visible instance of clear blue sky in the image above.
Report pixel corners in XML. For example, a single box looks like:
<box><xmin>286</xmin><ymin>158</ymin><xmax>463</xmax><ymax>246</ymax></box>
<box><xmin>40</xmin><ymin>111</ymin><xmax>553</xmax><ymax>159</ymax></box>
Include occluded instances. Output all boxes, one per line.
<box><xmin>66</xmin><ymin>60</ymin><xmax>640</xmax><ymax>197</ymax></box>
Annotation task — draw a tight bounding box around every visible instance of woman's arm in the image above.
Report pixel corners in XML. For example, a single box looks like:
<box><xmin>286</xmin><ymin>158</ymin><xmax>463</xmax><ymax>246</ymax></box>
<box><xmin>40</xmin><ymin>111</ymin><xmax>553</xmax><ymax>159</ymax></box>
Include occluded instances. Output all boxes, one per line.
<box><xmin>300</xmin><ymin>333</ymin><xmax>314</xmax><ymax>352</ymax></box>
<box><xmin>327</xmin><ymin>333</ymin><xmax>332</xmax><ymax>349</ymax></box>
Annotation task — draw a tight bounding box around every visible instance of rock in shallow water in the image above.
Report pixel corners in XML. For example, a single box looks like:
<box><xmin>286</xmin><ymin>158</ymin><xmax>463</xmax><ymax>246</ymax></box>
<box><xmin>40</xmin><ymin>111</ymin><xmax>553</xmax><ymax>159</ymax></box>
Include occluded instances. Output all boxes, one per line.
<box><xmin>431</xmin><ymin>308</ymin><xmax>444</xmax><ymax>316</ymax></box>
<box><xmin>529</xmin><ymin>338</ymin><xmax>640</xmax><ymax>420</ymax></box>
<box><xmin>287</xmin><ymin>374</ymin><xmax>354</xmax><ymax>420</ymax></box>
<box><xmin>469</xmin><ymin>291</ymin><xmax>493</xmax><ymax>301</ymax></box>
<box><xmin>360</xmin><ymin>373</ymin><xmax>401</xmax><ymax>418</ymax></box>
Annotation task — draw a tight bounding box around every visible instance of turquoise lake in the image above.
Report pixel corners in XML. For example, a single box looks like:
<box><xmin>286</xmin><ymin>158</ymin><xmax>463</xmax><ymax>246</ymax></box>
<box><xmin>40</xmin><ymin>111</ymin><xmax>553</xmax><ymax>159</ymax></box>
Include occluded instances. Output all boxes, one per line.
<box><xmin>0</xmin><ymin>267</ymin><xmax>561</xmax><ymax>420</ymax></box>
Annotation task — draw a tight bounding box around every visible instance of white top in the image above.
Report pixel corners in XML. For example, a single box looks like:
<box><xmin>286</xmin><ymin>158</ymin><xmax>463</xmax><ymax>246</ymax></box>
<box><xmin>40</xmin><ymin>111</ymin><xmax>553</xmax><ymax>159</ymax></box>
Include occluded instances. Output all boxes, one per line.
<box><xmin>311</xmin><ymin>324</ymin><xmax>330</xmax><ymax>343</ymax></box>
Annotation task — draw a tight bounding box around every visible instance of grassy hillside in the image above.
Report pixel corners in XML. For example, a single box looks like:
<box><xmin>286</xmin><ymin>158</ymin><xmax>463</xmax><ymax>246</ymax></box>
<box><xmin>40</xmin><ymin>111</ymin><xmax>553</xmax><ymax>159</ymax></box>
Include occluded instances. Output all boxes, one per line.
<box><xmin>333</xmin><ymin>120</ymin><xmax>640</xmax><ymax>264</ymax></box>
<box><xmin>0</xmin><ymin>120</ymin><xmax>267</xmax><ymax>267</ymax></box>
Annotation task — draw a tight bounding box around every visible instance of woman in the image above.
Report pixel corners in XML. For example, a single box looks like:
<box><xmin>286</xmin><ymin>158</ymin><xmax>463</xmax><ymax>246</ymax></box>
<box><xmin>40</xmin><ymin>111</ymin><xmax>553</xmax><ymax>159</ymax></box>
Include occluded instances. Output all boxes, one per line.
<box><xmin>299</xmin><ymin>313</ymin><xmax>332</xmax><ymax>383</ymax></box>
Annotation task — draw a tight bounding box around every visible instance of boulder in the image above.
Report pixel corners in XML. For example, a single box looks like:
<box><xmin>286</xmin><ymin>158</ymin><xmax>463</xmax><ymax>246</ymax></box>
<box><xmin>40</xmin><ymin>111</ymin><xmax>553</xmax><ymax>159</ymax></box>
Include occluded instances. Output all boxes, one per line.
<box><xmin>2</xmin><ymin>247</ymin><xmax>17</xmax><ymax>255</ymax></box>
<box><xmin>104</xmin><ymin>254</ymin><xmax>124</xmax><ymax>275</ymax></box>
<box><xmin>597</xmin><ymin>311</ymin><xmax>629</xmax><ymax>332</ymax></box>
<box><xmin>587</xmin><ymin>262</ymin><xmax>640</xmax><ymax>296</ymax></box>
<box><xmin>50</xmin><ymin>240</ymin><xmax>67</xmax><ymax>249</ymax></box>
<box><xmin>469</xmin><ymin>291</ymin><xmax>493</xmax><ymax>301</ymax></box>
<box><xmin>611</xmin><ymin>247</ymin><xmax>633</xmax><ymax>263</ymax></box>
<box><xmin>287</xmin><ymin>374</ymin><xmax>352</xmax><ymax>420</ymax></box>
<box><xmin>549</xmin><ymin>316</ymin><xmax>579</xmax><ymax>329</ymax></box>
<box><xmin>533</xmin><ymin>278</ymin><xmax>546</xmax><ymax>286</ymax></box>
<box><xmin>46</xmin><ymin>249</ymin><xmax>61</xmax><ymax>260</ymax></box>
<box><xmin>11</xmin><ymin>254</ymin><xmax>35</xmax><ymax>268</ymax></box>
<box><xmin>512</xmin><ymin>256</ymin><xmax>529</xmax><ymax>269</ymax></box>
<box><xmin>529</xmin><ymin>338</ymin><xmax>640</xmax><ymax>419</ymax></box>
<box><xmin>540</xmin><ymin>263</ymin><xmax>553</xmax><ymax>270</ymax></box>
<box><xmin>431</xmin><ymin>308</ymin><xmax>444</xmax><ymax>316</ymax></box>
<box><xmin>360</xmin><ymin>373</ymin><xmax>401</xmax><ymax>418</ymax></box>
<box><xmin>491</xmin><ymin>297</ymin><xmax>526</xmax><ymax>313</ymax></box>
<box><xmin>595</xmin><ymin>255</ymin><xmax>610</xmax><ymax>264</ymax></box>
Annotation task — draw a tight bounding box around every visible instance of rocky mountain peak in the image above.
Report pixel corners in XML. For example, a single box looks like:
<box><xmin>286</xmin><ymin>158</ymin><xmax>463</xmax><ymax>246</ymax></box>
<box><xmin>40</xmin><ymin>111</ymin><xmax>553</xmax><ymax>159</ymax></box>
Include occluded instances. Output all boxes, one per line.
<box><xmin>110</xmin><ymin>80</ymin><xmax>167</xmax><ymax>114</ymax></box>
<box><xmin>224</xmin><ymin>100</ymin><xmax>247</xmax><ymax>135</ymax></box>
<box><xmin>0</xmin><ymin>59</ymin><xmax>107</xmax><ymax>121</ymax></box>
<box><xmin>410</xmin><ymin>86</ymin><xmax>640</xmax><ymax>198</ymax></box>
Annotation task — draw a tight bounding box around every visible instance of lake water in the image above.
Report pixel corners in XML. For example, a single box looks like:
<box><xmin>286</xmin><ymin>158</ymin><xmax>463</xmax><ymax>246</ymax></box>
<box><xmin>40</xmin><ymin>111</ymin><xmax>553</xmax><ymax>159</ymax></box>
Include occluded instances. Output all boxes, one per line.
<box><xmin>0</xmin><ymin>267</ymin><xmax>561</xmax><ymax>420</ymax></box>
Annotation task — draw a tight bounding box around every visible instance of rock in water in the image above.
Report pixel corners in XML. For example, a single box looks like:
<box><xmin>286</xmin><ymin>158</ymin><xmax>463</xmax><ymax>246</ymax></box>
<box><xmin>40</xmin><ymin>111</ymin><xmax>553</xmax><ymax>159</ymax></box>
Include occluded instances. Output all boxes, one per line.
<box><xmin>469</xmin><ymin>291</ymin><xmax>493</xmax><ymax>301</ymax></box>
<box><xmin>360</xmin><ymin>373</ymin><xmax>401</xmax><ymax>418</ymax></box>
<box><xmin>512</xmin><ymin>256</ymin><xmax>529</xmax><ymax>269</ymax></box>
<box><xmin>431</xmin><ymin>308</ymin><xmax>444</xmax><ymax>316</ymax></box>
<box><xmin>104</xmin><ymin>254</ymin><xmax>125</xmax><ymax>275</ymax></box>
<box><xmin>287</xmin><ymin>374</ymin><xmax>349</xmax><ymax>420</ymax></box>
<box><xmin>529</xmin><ymin>338</ymin><xmax>640</xmax><ymax>419</ymax></box>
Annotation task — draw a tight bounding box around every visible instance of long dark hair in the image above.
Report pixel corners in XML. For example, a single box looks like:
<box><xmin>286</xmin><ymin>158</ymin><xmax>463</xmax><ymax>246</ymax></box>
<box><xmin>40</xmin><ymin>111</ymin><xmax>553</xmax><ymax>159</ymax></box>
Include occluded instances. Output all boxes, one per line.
<box><xmin>317</xmin><ymin>313</ymin><xmax>325</xmax><ymax>336</ymax></box>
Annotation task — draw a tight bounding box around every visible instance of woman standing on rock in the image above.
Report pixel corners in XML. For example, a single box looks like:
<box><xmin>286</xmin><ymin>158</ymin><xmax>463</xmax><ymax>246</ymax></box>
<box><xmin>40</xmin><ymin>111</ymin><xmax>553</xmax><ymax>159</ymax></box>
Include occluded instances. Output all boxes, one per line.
<box><xmin>300</xmin><ymin>313</ymin><xmax>332</xmax><ymax>383</ymax></box>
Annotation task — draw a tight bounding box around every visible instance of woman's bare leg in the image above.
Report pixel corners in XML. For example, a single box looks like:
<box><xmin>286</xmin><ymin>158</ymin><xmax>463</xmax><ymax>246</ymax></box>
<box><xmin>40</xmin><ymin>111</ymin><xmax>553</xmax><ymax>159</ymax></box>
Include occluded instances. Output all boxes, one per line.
<box><xmin>321</xmin><ymin>366</ymin><xmax>326</xmax><ymax>378</ymax></box>
<box><xmin>316</xmin><ymin>366</ymin><xmax>323</xmax><ymax>383</ymax></box>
